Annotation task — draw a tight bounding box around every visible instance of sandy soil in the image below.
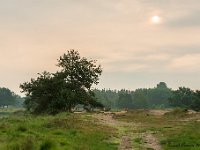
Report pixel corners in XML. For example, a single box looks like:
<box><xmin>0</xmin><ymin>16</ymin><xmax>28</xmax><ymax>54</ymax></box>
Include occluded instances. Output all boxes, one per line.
<box><xmin>119</xmin><ymin>136</ymin><xmax>133</xmax><ymax>150</ymax></box>
<box><xmin>93</xmin><ymin>113</ymin><xmax>133</xmax><ymax>150</ymax></box>
<box><xmin>148</xmin><ymin>109</ymin><xmax>171</xmax><ymax>116</ymax></box>
<box><xmin>93</xmin><ymin>111</ymin><xmax>164</xmax><ymax>150</ymax></box>
<box><xmin>143</xmin><ymin>133</ymin><xmax>162</xmax><ymax>150</ymax></box>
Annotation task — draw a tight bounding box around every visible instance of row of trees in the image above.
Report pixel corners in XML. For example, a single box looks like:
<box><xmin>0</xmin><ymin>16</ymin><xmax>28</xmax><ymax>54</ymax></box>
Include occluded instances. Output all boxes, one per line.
<box><xmin>169</xmin><ymin>87</ymin><xmax>200</xmax><ymax>111</ymax></box>
<box><xmin>94</xmin><ymin>82</ymin><xmax>200</xmax><ymax>111</ymax></box>
<box><xmin>2</xmin><ymin>81</ymin><xmax>199</xmax><ymax>112</ymax></box>
<box><xmin>94</xmin><ymin>82</ymin><xmax>172</xmax><ymax>109</ymax></box>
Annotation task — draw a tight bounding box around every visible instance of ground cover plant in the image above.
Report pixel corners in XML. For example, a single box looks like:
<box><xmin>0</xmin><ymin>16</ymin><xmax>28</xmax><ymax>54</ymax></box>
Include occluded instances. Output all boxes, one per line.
<box><xmin>114</xmin><ymin>109</ymin><xmax>200</xmax><ymax>150</ymax></box>
<box><xmin>0</xmin><ymin>111</ymin><xmax>117</xmax><ymax>150</ymax></box>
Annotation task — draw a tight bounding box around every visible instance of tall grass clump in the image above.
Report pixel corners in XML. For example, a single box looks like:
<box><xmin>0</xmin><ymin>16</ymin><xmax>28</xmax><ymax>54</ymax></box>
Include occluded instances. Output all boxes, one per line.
<box><xmin>7</xmin><ymin>137</ymin><xmax>35</xmax><ymax>150</ymax></box>
<box><xmin>17</xmin><ymin>125</ymin><xmax>27</xmax><ymax>132</ymax></box>
<box><xmin>40</xmin><ymin>139</ymin><xmax>55</xmax><ymax>150</ymax></box>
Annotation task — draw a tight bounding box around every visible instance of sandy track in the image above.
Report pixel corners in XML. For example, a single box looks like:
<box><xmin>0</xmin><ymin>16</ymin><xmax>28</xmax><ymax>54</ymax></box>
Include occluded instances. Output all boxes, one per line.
<box><xmin>143</xmin><ymin>133</ymin><xmax>162</xmax><ymax>150</ymax></box>
<box><xmin>93</xmin><ymin>112</ymin><xmax>163</xmax><ymax>150</ymax></box>
<box><xmin>93</xmin><ymin>113</ymin><xmax>133</xmax><ymax>150</ymax></box>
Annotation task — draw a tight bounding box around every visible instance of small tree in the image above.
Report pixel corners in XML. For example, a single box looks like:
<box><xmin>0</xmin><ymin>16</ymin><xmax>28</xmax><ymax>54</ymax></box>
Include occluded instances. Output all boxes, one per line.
<box><xmin>20</xmin><ymin>50</ymin><xmax>103</xmax><ymax>114</ymax></box>
<box><xmin>157</xmin><ymin>82</ymin><xmax>167</xmax><ymax>89</ymax></box>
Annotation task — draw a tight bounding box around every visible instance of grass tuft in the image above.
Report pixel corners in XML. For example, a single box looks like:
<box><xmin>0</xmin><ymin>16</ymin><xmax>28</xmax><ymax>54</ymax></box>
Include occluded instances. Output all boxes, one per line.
<box><xmin>17</xmin><ymin>125</ymin><xmax>27</xmax><ymax>132</ymax></box>
<box><xmin>40</xmin><ymin>139</ymin><xmax>55</xmax><ymax>150</ymax></box>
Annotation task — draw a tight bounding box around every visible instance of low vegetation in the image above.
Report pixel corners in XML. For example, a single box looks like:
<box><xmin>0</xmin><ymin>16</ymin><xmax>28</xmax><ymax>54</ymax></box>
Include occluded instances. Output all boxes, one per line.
<box><xmin>0</xmin><ymin>50</ymin><xmax>199</xmax><ymax>150</ymax></box>
<box><xmin>0</xmin><ymin>111</ymin><xmax>117</xmax><ymax>150</ymax></box>
<box><xmin>1</xmin><ymin>108</ymin><xmax>200</xmax><ymax>150</ymax></box>
<box><xmin>114</xmin><ymin>109</ymin><xmax>200</xmax><ymax>150</ymax></box>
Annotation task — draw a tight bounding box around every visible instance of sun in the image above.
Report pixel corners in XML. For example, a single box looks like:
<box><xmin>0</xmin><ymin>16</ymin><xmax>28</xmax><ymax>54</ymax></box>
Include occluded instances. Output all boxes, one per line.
<box><xmin>151</xmin><ymin>16</ymin><xmax>161</xmax><ymax>24</ymax></box>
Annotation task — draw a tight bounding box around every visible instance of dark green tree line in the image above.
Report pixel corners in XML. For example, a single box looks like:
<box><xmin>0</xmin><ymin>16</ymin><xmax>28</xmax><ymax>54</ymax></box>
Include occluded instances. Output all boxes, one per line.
<box><xmin>94</xmin><ymin>82</ymin><xmax>173</xmax><ymax>109</ymax></box>
<box><xmin>169</xmin><ymin>87</ymin><xmax>200</xmax><ymax>111</ymax></box>
<box><xmin>95</xmin><ymin>83</ymin><xmax>200</xmax><ymax>111</ymax></box>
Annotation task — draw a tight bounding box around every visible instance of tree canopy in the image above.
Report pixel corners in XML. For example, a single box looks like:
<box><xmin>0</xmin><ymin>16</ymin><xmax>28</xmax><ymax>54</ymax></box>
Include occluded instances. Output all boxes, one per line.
<box><xmin>95</xmin><ymin>83</ymin><xmax>200</xmax><ymax>111</ymax></box>
<box><xmin>0</xmin><ymin>87</ymin><xmax>16</xmax><ymax>106</ymax></box>
<box><xmin>94</xmin><ymin>82</ymin><xmax>172</xmax><ymax>109</ymax></box>
<box><xmin>0</xmin><ymin>87</ymin><xmax>23</xmax><ymax>107</ymax></box>
<box><xmin>20</xmin><ymin>50</ymin><xmax>103</xmax><ymax>114</ymax></box>
<box><xmin>169</xmin><ymin>87</ymin><xmax>200</xmax><ymax>111</ymax></box>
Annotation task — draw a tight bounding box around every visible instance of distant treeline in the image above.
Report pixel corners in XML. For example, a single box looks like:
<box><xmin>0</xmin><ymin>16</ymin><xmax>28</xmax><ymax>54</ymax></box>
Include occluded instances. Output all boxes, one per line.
<box><xmin>94</xmin><ymin>82</ymin><xmax>200</xmax><ymax>111</ymax></box>
<box><xmin>1</xmin><ymin>82</ymin><xmax>200</xmax><ymax>111</ymax></box>
<box><xmin>0</xmin><ymin>87</ymin><xmax>24</xmax><ymax>108</ymax></box>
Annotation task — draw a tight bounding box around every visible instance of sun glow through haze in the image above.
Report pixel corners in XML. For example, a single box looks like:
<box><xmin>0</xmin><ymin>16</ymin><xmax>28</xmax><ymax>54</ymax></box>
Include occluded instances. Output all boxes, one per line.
<box><xmin>151</xmin><ymin>15</ymin><xmax>161</xmax><ymax>24</ymax></box>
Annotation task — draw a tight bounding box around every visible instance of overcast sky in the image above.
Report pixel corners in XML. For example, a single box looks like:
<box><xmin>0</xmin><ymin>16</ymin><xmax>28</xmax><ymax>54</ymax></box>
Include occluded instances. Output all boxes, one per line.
<box><xmin>0</xmin><ymin>0</ymin><xmax>200</xmax><ymax>95</ymax></box>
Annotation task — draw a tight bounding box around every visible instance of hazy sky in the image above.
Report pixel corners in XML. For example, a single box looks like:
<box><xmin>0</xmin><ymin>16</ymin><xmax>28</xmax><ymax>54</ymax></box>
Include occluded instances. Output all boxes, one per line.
<box><xmin>1</xmin><ymin>0</ymin><xmax>200</xmax><ymax>95</ymax></box>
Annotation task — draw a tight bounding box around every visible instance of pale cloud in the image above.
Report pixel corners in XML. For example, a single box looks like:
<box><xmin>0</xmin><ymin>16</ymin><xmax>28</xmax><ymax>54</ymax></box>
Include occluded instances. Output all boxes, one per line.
<box><xmin>0</xmin><ymin>0</ymin><xmax>200</xmax><ymax>94</ymax></box>
<box><xmin>168</xmin><ymin>54</ymin><xmax>200</xmax><ymax>71</ymax></box>
<box><xmin>166</xmin><ymin>11</ymin><xmax>200</xmax><ymax>27</ymax></box>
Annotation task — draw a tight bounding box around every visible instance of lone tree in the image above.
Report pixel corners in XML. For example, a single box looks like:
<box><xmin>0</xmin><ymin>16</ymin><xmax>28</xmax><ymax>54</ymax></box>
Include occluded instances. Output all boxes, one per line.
<box><xmin>20</xmin><ymin>50</ymin><xmax>103</xmax><ymax>114</ymax></box>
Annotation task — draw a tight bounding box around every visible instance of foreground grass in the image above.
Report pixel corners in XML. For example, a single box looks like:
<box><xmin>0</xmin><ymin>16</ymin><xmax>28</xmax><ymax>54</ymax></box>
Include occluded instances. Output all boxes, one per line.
<box><xmin>0</xmin><ymin>111</ymin><xmax>117</xmax><ymax>150</ymax></box>
<box><xmin>114</xmin><ymin>109</ymin><xmax>200</xmax><ymax>150</ymax></box>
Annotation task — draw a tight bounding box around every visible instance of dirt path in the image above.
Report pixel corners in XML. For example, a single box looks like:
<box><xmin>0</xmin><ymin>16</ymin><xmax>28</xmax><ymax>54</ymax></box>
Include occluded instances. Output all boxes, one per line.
<box><xmin>143</xmin><ymin>133</ymin><xmax>162</xmax><ymax>150</ymax></box>
<box><xmin>148</xmin><ymin>109</ymin><xmax>171</xmax><ymax>116</ymax></box>
<box><xmin>93</xmin><ymin>112</ymin><xmax>163</xmax><ymax>150</ymax></box>
<box><xmin>93</xmin><ymin>113</ymin><xmax>133</xmax><ymax>150</ymax></box>
<box><xmin>119</xmin><ymin>136</ymin><xmax>132</xmax><ymax>150</ymax></box>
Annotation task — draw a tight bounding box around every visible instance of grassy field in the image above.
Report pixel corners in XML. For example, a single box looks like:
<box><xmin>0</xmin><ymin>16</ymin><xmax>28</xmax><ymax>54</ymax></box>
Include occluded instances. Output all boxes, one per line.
<box><xmin>0</xmin><ymin>110</ymin><xmax>117</xmax><ymax>150</ymax></box>
<box><xmin>114</xmin><ymin>109</ymin><xmax>200</xmax><ymax>150</ymax></box>
<box><xmin>0</xmin><ymin>109</ymin><xmax>200</xmax><ymax>150</ymax></box>
<box><xmin>0</xmin><ymin>108</ymin><xmax>23</xmax><ymax>118</ymax></box>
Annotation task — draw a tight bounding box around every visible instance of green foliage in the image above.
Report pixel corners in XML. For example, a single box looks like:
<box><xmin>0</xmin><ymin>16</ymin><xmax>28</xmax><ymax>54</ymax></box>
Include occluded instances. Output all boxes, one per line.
<box><xmin>14</xmin><ymin>96</ymin><xmax>25</xmax><ymax>108</ymax></box>
<box><xmin>191</xmin><ymin>90</ymin><xmax>200</xmax><ymax>111</ymax></box>
<box><xmin>134</xmin><ymin>137</ymin><xmax>143</xmax><ymax>144</ymax></box>
<box><xmin>115</xmin><ymin>110</ymin><xmax>200</xmax><ymax>150</ymax></box>
<box><xmin>21</xmin><ymin>137</ymin><xmax>35</xmax><ymax>150</ymax></box>
<box><xmin>117</xmin><ymin>91</ymin><xmax>133</xmax><ymax>109</ymax></box>
<box><xmin>0</xmin><ymin>87</ymin><xmax>24</xmax><ymax>108</ymax></box>
<box><xmin>0</xmin><ymin>87</ymin><xmax>17</xmax><ymax>107</ymax></box>
<box><xmin>169</xmin><ymin>87</ymin><xmax>194</xmax><ymax>108</ymax></box>
<box><xmin>94</xmin><ymin>89</ymin><xmax>118</xmax><ymax>109</ymax></box>
<box><xmin>160</xmin><ymin>122</ymin><xmax>200</xmax><ymax>150</ymax></box>
<box><xmin>20</xmin><ymin>50</ymin><xmax>103</xmax><ymax>114</ymax></box>
<box><xmin>169</xmin><ymin>87</ymin><xmax>200</xmax><ymax>111</ymax></box>
<box><xmin>40</xmin><ymin>139</ymin><xmax>55</xmax><ymax>150</ymax></box>
<box><xmin>17</xmin><ymin>125</ymin><xmax>27</xmax><ymax>132</ymax></box>
<box><xmin>157</xmin><ymin>82</ymin><xmax>167</xmax><ymax>89</ymax></box>
<box><xmin>7</xmin><ymin>137</ymin><xmax>35</xmax><ymax>150</ymax></box>
<box><xmin>133</xmin><ymin>89</ymin><xmax>149</xmax><ymax>108</ymax></box>
<box><xmin>94</xmin><ymin>82</ymin><xmax>172</xmax><ymax>109</ymax></box>
<box><xmin>7</xmin><ymin>142</ymin><xmax>21</xmax><ymax>150</ymax></box>
<box><xmin>0</xmin><ymin>112</ymin><xmax>117</xmax><ymax>150</ymax></box>
<box><xmin>57</xmin><ymin>50</ymin><xmax>102</xmax><ymax>90</ymax></box>
<box><xmin>95</xmin><ymin>83</ymin><xmax>200</xmax><ymax>111</ymax></box>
